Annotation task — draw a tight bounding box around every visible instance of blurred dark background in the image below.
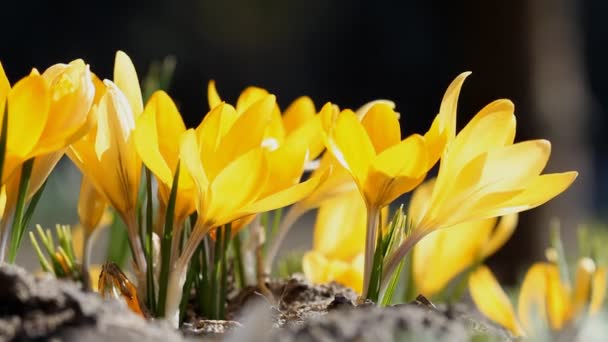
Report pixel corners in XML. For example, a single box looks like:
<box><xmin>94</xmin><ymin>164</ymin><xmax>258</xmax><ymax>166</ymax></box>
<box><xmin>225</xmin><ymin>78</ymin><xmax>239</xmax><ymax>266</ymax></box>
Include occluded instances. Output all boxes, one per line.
<box><xmin>1</xmin><ymin>0</ymin><xmax>605</xmax><ymax>282</ymax></box>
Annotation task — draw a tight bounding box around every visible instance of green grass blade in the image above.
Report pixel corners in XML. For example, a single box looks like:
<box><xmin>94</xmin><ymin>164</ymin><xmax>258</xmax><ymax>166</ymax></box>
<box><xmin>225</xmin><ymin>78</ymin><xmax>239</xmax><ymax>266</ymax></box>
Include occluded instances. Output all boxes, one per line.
<box><xmin>381</xmin><ymin>258</ymin><xmax>405</xmax><ymax>306</ymax></box>
<box><xmin>156</xmin><ymin>162</ymin><xmax>180</xmax><ymax>317</ymax></box>
<box><xmin>30</xmin><ymin>232</ymin><xmax>53</xmax><ymax>273</ymax></box>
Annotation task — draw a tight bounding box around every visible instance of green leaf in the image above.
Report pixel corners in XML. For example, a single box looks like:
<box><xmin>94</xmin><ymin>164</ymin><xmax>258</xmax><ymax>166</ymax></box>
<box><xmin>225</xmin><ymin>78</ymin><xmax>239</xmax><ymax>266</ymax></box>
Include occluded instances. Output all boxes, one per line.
<box><xmin>8</xmin><ymin>158</ymin><xmax>35</xmax><ymax>263</ymax></box>
<box><xmin>144</xmin><ymin>168</ymin><xmax>156</xmax><ymax>314</ymax></box>
<box><xmin>156</xmin><ymin>162</ymin><xmax>180</xmax><ymax>317</ymax></box>
<box><xmin>232</xmin><ymin>232</ymin><xmax>247</xmax><ymax>289</ymax></box>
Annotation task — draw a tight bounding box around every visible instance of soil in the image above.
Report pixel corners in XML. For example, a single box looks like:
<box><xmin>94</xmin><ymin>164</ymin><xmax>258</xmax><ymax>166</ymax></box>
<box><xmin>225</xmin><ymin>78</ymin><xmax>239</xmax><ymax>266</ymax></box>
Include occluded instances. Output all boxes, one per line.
<box><xmin>183</xmin><ymin>274</ymin><xmax>514</xmax><ymax>341</ymax></box>
<box><xmin>0</xmin><ymin>265</ymin><xmax>512</xmax><ymax>341</ymax></box>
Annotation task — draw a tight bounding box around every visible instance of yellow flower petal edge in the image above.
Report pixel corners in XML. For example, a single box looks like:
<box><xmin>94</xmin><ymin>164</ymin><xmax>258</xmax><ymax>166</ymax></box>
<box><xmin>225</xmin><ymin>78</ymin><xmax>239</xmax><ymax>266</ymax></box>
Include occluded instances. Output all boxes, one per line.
<box><xmin>469</xmin><ymin>266</ymin><xmax>524</xmax><ymax>336</ymax></box>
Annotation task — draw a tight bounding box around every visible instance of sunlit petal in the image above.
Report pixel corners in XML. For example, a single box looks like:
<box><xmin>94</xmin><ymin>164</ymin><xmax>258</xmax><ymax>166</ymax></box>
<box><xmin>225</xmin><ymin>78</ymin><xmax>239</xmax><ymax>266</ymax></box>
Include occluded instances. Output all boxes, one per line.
<box><xmin>469</xmin><ymin>266</ymin><xmax>523</xmax><ymax>336</ymax></box>
<box><xmin>283</xmin><ymin>96</ymin><xmax>316</xmax><ymax>134</ymax></box>
<box><xmin>326</xmin><ymin>109</ymin><xmax>374</xmax><ymax>187</ymax></box>
<box><xmin>589</xmin><ymin>267</ymin><xmax>607</xmax><ymax>315</ymax></box>
<box><xmin>361</xmin><ymin>103</ymin><xmax>401</xmax><ymax>154</ymax></box>
<box><xmin>113</xmin><ymin>51</ymin><xmax>143</xmax><ymax>116</ymax></box>
<box><xmin>206</xmin><ymin>148</ymin><xmax>268</xmax><ymax>225</ymax></box>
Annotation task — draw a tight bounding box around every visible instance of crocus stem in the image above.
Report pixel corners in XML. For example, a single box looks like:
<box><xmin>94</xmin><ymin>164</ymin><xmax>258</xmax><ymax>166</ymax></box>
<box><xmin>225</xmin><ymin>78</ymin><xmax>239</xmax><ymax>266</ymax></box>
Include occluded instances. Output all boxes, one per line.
<box><xmin>264</xmin><ymin>205</ymin><xmax>305</xmax><ymax>274</ymax></box>
<box><xmin>124</xmin><ymin>213</ymin><xmax>147</xmax><ymax>296</ymax></box>
<box><xmin>82</xmin><ymin>229</ymin><xmax>92</xmax><ymax>291</ymax></box>
<box><xmin>381</xmin><ymin>231</ymin><xmax>425</xmax><ymax>290</ymax></box>
<box><xmin>164</xmin><ymin>223</ymin><xmax>210</xmax><ymax>328</ymax></box>
<box><xmin>362</xmin><ymin>207</ymin><xmax>379</xmax><ymax>299</ymax></box>
<box><xmin>170</xmin><ymin>218</ymin><xmax>186</xmax><ymax>266</ymax></box>
<box><xmin>0</xmin><ymin>216</ymin><xmax>11</xmax><ymax>263</ymax></box>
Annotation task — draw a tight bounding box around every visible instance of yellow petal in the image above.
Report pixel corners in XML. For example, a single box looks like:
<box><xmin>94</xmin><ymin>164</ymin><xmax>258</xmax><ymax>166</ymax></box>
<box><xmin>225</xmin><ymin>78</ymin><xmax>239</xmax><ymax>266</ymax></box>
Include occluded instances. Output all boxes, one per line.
<box><xmin>114</xmin><ymin>51</ymin><xmax>143</xmax><ymax>116</ymax></box>
<box><xmin>206</xmin><ymin>148</ymin><xmax>268</xmax><ymax>226</ymax></box>
<box><xmin>572</xmin><ymin>258</ymin><xmax>595</xmax><ymax>316</ymax></box>
<box><xmin>446</xmin><ymin>100</ymin><xmax>516</xmax><ymax>173</ymax></box>
<box><xmin>283</xmin><ymin>96</ymin><xmax>316</xmax><ymax>134</ymax></box>
<box><xmin>284</xmin><ymin>115</ymin><xmax>324</xmax><ymax>161</ymax></box>
<box><xmin>297</xmin><ymin>152</ymin><xmax>358</xmax><ymax>211</ymax></box>
<box><xmin>264</xmin><ymin>104</ymin><xmax>286</xmax><ymax>149</ymax></box>
<box><xmin>361</xmin><ymin>103</ymin><xmax>400</xmax><ymax>154</ymax></box>
<box><xmin>478</xmin><ymin>140</ymin><xmax>551</xmax><ymax>193</ymax></box>
<box><xmin>78</xmin><ymin>176</ymin><xmax>107</xmax><ymax>233</ymax></box>
<box><xmin>437</xmin><ymin>72</ymin><xmax>471</xmax><ymax>142</ymax></box>
<box><xmin>7</xmin><ymin>74</ymin><xmax>50</xmax><ymax>159</ymax></box>
<box><xmin>590</xmin><ymin>267</ymin><xmax>607</xmax><ymax>315</ymax></box>
<box><xmin>213</xmin><ymin>95</ymin><xmax>275</xmax><ymax>177</ymax></box>
<box><xmin>179</xmin><ymin>129</ymin><xmax>209</xmax><ymax>212</ymax></box>
<box><xmin>92</xmin><ymin>81</ymin><xmax>141</xmax><ymax>215</ymax></box>
<box><xmin>326</xmin><ymin>110</ymin><xmax>374</xmax><ymax>187</ymax></box>
<box><xmin>207</xmin><ymin>80</ymin><xmax>221</xmax><ymax>110</ymax></box>
<box><xmin>476</xmin><ymin>172</ymin><xmax>578</xmax><ymax>218</ymax></box>
<box><xmin>544</xmin><ymin>264</ymin><xmax>571</xmax><ymax>330</ymax></box>
<box><xmin>408</xmin><ymin>178</ymin><xmax>435</xmax><ymax>226</ymax></box>
<box><xmin>481</xmin><ymin>213</ymin><xmax>519</xmax><ymax>257</ymax></box>
<box><xmin>413</xmin><ymin>218</ymin><xmax>495</xmax><ymax>297</ymax></box>
<box><xmin>355</xmin><ymin>100</ymin><xmax>396</xmax><ymax>120</ymax></box>
<box><xmin>372</xmin><ymin>134</ymin><xmax>427</xmax><ymax>178</ymax></box>
<box><xmin>135</xmin><ymin>91</ymin><xmax>185</xmax><ymax>186</ymax></box>
<box><xmin>469</xmin><ymin>266</ymin><xmax>523</xmax><ymax>336</ymax></box>
<box><xmin>264</xmin><ymin>137</ymin><xmax>308</xmax><ymax>195</ymax></box>
<box><xmin>313</xmin><ymin>190</ymin><xmax>366</xmax><ymax>260</ymax></box>
<box><xmin>196</xmin><ymin>102</ymin><xmax>238</xmax><ymax>179</ymax></box>
<box><xmin>36</xmin><ymin>60</ymin><xmax>95</xmax><ymax>154</ymax></box>
<box><xmin>303</xmin><ymin>250</ymin><xmax>330</xmax><ymax>284</ymax></box>
<box><xmin>243</xmin><ymin>167</ymin><xmax>329</xmax><ymax>214</ymax></box>
<box><xmin>366</xmin><ymin>134</ymin><xmax>428</xmax><ymax>207</ymax></box>
<box><xmin>518</xmin><ymin>263</ymin><xmax>549</xmax><ymax>334</ymax></box>
<box><xmin>236</xmin><ymin>86</ymin><xmax>270</xmax><ymax>113</ymax></box>
<box><xmin>302</xmin><ymin>250</ymin><xmax>363</xmax><ymax>293</ymax></box>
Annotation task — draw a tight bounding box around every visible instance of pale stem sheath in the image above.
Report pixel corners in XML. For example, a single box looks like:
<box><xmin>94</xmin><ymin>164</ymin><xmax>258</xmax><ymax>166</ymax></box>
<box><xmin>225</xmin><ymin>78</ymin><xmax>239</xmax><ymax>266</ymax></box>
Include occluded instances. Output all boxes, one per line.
<box><xmin>380</xmin><ymin>230</ymin><xmax>425</xmax><ymax>289</ymax></box>
<box><xmin>362</xmin><ymin>207</ymin><xmax>379</xmax><ymax>298</ymax></box>
<box><xmin>165</xmin><ymin>221</ymin><xmax>210</xmax><ymax>328</ymax></box>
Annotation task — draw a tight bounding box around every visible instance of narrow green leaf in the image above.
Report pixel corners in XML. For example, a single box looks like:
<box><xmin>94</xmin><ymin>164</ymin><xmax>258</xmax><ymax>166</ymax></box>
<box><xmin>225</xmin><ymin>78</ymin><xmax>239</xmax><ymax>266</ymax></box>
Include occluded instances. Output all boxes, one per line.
<box><xmin>232</xmin><ymin>232</ymin><xmax>246</xmax><ymax>289</ymax></box>
<box><xmin>30</xmin><ymin>232</ymin><xmax>53</xmax><ymax>273</ymax></box>
<box><xmin>144</xmin><ymin>168</ymin><xmax>156</xmax><ymax>314</ymax></box>
<box><xmin>381</xmin><ymin>258</ymin><xmax>405</xmax><ymax>306</ymax></box>
<box><xmin>211</xmin><ymin>226</ymin><xmax>223</xmax><ymax>319</ymax></box>
<box><xmin>218</xmin><ymin>224</ymin><xmax>231</xmax><ymax>319</ymax></box>
<box><xmin>156</xmin><ymin>162</ymin><xmax>180</xmax><ymax>317</ymax></box>
<box><xmin>366</xmin><ymin>226</ymin><xmax>385</xmax><ymax>302</ymax></box>
<box><xmin>8</xmin><ymin>158</ymin><xmax>35</xmax><ymax>263</ymax></box>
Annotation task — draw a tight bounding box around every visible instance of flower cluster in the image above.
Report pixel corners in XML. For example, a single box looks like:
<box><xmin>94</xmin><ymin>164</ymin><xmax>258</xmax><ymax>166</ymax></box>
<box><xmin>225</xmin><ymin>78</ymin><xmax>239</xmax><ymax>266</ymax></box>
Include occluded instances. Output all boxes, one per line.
<box><xmin>0</xmin><ymin>51</ymin><xmax>586</xmax><ymax>331</ymax></box>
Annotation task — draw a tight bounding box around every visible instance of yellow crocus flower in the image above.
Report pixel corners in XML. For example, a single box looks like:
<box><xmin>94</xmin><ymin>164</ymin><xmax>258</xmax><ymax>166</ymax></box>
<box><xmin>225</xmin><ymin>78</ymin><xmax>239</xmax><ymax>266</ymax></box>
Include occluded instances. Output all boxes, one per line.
<box><xmin>410</xmin><ymin>179</ymin><xmax>518</xmax><ymax>298</ymax></box>
<box><xmin>209</xmin><ymin>82</ymin><xmax>330</xmax><ymax>272</ymax></box>
<box><xmin>320</xmin><ymin>79</ymin><xmax>468</xmax><ymax>297</ymax></box>
<box><xmin>382</xmin><ymin>74</ymin><xmax>577</xmax><ymax>287</ymax></box>
<box><xmin>67</xmin><ymin>51</ymin><xmax>145</xmax><ymax>274</ymax></box>
<box><xmin>0</xmin><ymin>60</ymin><xmax>96</xmax><ymax>261</ymax></box>
<box><xmin>303</xmin><ymin>190</ymin><xmax>367</xmax><ymax>293</ymax></box>
<box><xmin>324</xmin><ymin>103</ymin><xmax>431</xmax><ymax>296</ymax></box>
<box><xmin>469</xmin><ymin>260</ymin><xmax>607</xmax><ymax>337</ymax></box>
<box><xmin>165</xmin><ymin>95</ymin><xmax>327</xmax><ymax>326</ymax></box>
